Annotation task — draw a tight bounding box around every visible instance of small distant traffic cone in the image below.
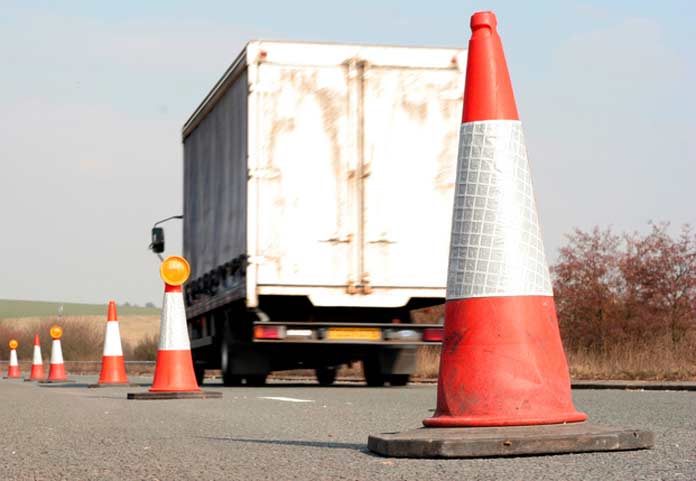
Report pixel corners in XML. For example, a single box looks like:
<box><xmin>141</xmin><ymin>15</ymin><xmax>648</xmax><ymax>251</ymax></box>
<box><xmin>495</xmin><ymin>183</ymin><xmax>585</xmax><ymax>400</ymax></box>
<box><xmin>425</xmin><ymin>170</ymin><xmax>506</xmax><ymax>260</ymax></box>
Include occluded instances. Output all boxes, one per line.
<box><xmin>6</xmin><ymin>339</ymin><xmax>21</xmax><ymax>378</ymax></box>
<box><xmin>368</xmin><ymin>11</ymin><xmax>653</xmax><ymax>458</ymax></box>
<box><xmin>128</xmin><ymin>256</ymin><xmax>221</xmax><ymax>400</ymax></box>
<box><xmin>27</xmin><ymin>334</ymin><xmax>45</xmax><ymax>381</ymax></box>
<box><xmin>46</xmin><ymin>325</ymin><xmax>68</xmax><ymax>382</ymax></box>
<box><xmin>96</xmin><ymin>301</ymin><xmax>129</xmax><ymax>385</ymax></box>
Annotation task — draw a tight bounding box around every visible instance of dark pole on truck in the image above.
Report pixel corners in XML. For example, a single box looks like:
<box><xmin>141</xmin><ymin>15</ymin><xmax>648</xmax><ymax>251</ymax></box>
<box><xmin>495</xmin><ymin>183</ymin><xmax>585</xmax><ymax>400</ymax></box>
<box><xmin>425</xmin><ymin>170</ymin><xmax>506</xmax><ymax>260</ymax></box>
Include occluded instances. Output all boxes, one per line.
<box><xmin>148</xmin><ymin>215</ymin><xmax>183</xmax><ymax>261</ymax></box>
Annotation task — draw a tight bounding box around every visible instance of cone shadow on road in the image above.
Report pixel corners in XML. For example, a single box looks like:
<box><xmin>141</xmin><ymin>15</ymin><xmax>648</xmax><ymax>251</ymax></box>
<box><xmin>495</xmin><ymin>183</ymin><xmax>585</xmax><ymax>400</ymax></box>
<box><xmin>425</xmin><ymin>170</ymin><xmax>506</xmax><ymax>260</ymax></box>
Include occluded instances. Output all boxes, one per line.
<box><xmin>201</xmin><ymin>436</ymin><xmax>366</xmax><ymax>451</ymax></box>
<box><xmin>37</xmin><ymin>381</ymin><xmax>150</xmax><ymax>388</ymax></box>
<box><xmin>36</xmin><ymin>382</ymin><xmax>83</xmax><ymax>388</ymax></box>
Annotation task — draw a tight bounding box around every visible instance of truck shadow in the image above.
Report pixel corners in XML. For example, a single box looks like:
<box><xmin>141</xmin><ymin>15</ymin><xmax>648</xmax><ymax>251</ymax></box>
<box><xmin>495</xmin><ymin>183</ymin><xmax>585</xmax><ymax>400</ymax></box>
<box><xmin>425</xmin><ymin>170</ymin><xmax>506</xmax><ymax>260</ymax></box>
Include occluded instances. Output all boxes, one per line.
<box><xmin>202</xmin><ymin>380</ymin><xmax>423</xmax><ymax>389</ymax></box>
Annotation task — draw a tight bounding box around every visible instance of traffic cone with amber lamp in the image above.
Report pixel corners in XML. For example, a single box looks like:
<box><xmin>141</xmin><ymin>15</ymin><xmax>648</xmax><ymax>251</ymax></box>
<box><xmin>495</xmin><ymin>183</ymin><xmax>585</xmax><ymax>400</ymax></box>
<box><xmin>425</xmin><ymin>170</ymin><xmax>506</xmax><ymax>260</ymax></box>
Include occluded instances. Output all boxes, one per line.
<box><xmin>39</xmin><ymin>325</ymin><xmax>73</xmax><ymax>384</ymax></box>
<box><xmin>5</xmin><ymin>339</ymin><xmax>21</xmax><ymax>378</ymax></box>
<box><xmin>367</xmin><ymin>10</ymin><xmax>653</xmax><ymax>458</ymax></box>
<box><xmin>128</xmin><ymin>256</ymin><xmax>221</xmax><ymax>400</ymax></box>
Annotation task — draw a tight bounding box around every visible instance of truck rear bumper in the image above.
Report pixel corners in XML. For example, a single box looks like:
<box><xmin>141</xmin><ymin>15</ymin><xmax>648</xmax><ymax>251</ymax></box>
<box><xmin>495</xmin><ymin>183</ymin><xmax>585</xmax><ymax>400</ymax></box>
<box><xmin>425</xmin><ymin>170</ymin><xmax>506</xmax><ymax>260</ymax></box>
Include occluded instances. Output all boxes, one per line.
<box><xmin>188</xmin><ymin>322</ymin><xmax>443</xmax><ymax>348</ymax></box>
<box><xmin>250</xmin><ymin>321</ymin><xmax>443</xmax><ymax>345</ymax></box>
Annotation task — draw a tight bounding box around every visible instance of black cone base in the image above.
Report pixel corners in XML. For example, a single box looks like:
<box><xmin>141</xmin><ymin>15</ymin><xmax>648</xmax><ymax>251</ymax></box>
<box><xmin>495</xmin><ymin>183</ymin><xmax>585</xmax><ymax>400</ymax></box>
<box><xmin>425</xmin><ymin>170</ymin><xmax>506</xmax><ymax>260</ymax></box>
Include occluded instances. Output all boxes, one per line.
<box><xmin>127</xmin><ymin>390</ymin><xmax>222</xmax><ymax>400</ymax></box>
<box><xmin>368</xmin><ymin>422</ymin><xmax>653</xmax><ymax>458</ymax></box>
<box><xmin>88</xmin><ymin>383</ymin><xmax>141</xmax><ymax>388</ymax></box>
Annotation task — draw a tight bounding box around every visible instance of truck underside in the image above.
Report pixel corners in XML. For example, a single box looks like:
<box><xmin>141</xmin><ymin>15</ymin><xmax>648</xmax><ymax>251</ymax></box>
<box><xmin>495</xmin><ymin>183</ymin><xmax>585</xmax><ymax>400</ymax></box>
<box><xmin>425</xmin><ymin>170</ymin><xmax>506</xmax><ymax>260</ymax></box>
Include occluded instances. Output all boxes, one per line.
<box><xmin>187</xmin><ymin>295</ymin><xmax>443</xmax><ymax>386</ymax></box>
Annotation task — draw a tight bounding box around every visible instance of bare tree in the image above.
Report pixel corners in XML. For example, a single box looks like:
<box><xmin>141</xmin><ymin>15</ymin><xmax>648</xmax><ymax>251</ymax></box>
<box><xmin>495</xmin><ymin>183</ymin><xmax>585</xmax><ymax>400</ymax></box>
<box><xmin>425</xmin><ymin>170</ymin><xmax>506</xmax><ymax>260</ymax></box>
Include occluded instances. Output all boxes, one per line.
<box><xmin>552</xmin><ymin>227</ymin><xmax>624</xmax><ymax>351</ymax></box>
<box><xmin>621</xmin><ymin>223</ymin><xmax>696</xmax><ymax>348</ymax></box>
<box><xmin>552</xmin><ymin>223</ymin><xmax>696</xmax><ymax>354</ymax></box>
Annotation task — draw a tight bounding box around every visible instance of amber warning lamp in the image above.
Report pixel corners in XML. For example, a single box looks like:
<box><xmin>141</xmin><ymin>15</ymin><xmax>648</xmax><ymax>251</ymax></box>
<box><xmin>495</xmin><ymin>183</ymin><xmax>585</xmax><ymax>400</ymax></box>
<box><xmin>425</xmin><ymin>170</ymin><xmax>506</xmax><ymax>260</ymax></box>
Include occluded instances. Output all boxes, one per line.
<box><xmin>160</xmin><ymin>256</ymin><xmax>191</xmax><ymax>286</ymax></box>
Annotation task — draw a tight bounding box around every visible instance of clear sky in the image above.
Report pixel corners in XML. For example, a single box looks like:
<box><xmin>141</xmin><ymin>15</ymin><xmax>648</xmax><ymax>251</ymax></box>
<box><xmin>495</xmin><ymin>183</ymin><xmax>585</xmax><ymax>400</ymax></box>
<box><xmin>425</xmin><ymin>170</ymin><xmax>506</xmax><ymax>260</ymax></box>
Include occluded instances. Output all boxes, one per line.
<box><xmin>1</xmin><ymin>1</ymin><xmax>694</xmax><ymax>306</ymax></box>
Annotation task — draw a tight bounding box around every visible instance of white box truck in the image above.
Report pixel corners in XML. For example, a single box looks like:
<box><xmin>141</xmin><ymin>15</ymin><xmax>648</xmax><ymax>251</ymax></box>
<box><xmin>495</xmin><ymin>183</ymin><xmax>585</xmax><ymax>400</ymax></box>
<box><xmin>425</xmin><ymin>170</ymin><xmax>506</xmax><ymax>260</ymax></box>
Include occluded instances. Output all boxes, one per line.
<box><xmin>156</xmin><ymin>40</ymin><xmax>466</xmax><ymax>386</ymax></box>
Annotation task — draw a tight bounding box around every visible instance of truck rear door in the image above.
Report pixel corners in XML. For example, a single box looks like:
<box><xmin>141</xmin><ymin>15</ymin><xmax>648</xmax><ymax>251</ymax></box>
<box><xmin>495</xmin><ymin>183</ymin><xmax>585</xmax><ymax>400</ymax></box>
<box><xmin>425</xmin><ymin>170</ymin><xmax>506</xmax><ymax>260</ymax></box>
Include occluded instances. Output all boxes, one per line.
<box><xmin>361</xmin><ymin>66</ymin><xmax>463</xmax><ymax>288</ymax></box>
<box><xmin>254</xmin><ymin>62</ymin><xmax>356</xmax><ymax>288</ymax></box>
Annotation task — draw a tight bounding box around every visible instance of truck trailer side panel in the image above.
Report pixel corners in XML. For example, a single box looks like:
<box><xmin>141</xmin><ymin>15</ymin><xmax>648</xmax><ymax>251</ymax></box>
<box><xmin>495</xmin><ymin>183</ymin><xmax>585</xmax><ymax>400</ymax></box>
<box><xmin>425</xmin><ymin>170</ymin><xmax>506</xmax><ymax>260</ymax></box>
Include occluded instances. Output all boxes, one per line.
<box><xmin>183</xmin><ymin>70</ymin><xmax>248</xmax><ymax>288</ymax></box>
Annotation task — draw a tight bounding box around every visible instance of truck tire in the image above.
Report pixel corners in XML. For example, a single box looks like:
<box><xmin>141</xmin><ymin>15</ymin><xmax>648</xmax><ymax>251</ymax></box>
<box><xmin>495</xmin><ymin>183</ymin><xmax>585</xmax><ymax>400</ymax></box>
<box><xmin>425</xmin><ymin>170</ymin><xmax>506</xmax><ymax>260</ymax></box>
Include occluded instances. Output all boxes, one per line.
<box><xmin>194</xmin><ymin>363</ymin><xmax>206</xmax><ymax>386</ymax></box>
<box><xmin>315</xmin><ymin>367</ymin><xmax>337</xmax><ymax>386</ymax></box>
<box><xmin>245</xmin><ymin>375</ymin><xmax>267</xmax><ymax>386</ymax></box>
<box><xmin>386</xmin><ymin>374</ymin><xmax>410</xmax><ymax>386</ymax></box>
<box><xmin>362</xmin><ymin>358</ymin><xmax>385</xmax><ymax>387</ymax></box>
<box><xmin>220</xmin><ymin>337</ymin><xmax>242</xmax><ymax>386</ymax></box>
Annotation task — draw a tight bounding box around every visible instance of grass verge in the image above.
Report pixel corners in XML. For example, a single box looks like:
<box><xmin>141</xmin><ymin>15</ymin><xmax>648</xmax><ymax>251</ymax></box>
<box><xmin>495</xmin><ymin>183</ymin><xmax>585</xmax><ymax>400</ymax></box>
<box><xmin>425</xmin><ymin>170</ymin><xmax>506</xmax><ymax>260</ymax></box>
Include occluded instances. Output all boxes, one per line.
<box><xmin>0</xmin><ymin>299</ymin><xmax>158</xmax><ymax>319</ymax></box>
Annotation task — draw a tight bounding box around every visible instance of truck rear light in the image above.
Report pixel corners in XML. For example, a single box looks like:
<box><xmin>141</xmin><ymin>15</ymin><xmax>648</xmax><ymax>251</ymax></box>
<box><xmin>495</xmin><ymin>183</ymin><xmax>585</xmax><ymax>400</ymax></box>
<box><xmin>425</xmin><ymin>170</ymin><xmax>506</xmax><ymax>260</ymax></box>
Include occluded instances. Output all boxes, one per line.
<box><xmin>384</xmin><ymin>329</ymin><xmax>421</xmax><ymax>341</ymax></box>
<box><xmin>422</xmin><ymin>328</ymin><xmax>444</xmax><ymax>342</ymax></box>
<box><xmin>254</xmin><ymin>325</ymin><xmax>286</xmax><ymax>340</ymax></box>
<box><xmin>286</xmin><ymin>328</ymin><xmax>315</xmax><ymax>340</ymax></box>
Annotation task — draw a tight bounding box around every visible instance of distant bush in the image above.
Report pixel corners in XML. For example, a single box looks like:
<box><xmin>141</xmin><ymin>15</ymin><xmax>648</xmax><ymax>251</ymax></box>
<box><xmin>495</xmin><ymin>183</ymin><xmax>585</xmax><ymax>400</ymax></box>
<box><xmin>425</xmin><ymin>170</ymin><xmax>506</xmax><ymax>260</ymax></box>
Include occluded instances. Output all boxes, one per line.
<box><xmin>415</xmin><ymin>346</ymin><xmax>441</xmax><ymax>379</ymax></box>
<box><xmin>132</xmin><ymin>334</ymin><xmax>159</xmax><ymax>361</ymax></box>
<box><xmin>552</xmin><ymin>223</ymin><xmax>695</xmax><ymax>353</ymax></box>
<box><xmin>55</xmin><ymin>319</ymin><xmax>103</xmax><ymax>361</ymax></box>
<box><xmin>0</xmin><ymin>323</ymin><xmax>27</xmax><ymax>361</ymax></box>
<box><xmin>0</xmin><ymin>318</ymin><xmax>102</xmax><ymax>362</ymax></box>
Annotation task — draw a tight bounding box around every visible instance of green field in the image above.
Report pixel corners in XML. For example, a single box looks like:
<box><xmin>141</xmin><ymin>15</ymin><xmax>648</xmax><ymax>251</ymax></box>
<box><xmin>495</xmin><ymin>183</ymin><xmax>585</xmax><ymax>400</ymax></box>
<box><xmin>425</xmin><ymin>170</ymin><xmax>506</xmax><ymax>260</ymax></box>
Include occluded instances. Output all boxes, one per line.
<box><xmin>0</xmin><ymin>299</ymin><xmax>159</xmax><ymax>320</ymax></box>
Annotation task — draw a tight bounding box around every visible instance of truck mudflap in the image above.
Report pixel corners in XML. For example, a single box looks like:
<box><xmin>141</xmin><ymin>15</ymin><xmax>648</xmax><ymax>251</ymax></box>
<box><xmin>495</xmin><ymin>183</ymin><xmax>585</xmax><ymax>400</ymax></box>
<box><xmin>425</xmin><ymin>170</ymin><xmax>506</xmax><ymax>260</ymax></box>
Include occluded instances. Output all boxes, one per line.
<box><xmin>250</xmin><ymin>322</ymin><xmax>443</xmax><ymax>345</ymax></box>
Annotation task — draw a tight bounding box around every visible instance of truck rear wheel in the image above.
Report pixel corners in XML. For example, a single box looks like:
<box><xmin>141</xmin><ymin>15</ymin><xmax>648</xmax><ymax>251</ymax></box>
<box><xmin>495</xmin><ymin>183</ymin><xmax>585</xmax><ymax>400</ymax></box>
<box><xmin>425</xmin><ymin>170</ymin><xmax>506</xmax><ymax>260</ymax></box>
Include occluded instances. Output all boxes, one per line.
<box><xmin>194</xmin><ymin>362</ymin><xmax>206</xmax><ymax>386</ymax></box>
<box><xmin>221</xmin><ymin>337</ymin><xmax>242</xmax><ymax>386</ymax></box>
<box><xmin>386</xmin><ymin>374</ymin><xmax>410</xmax><ymax>386</ymax></box>
<box><xmin>245</xmin><ymin>375</ymin><xmax>267</xmax><ymax>386</ymax></box>
<box><xmin>315</xmin><ymin>367</ymin><xmax>337</xmax><ymax>386</ymax></box>
<box><xmin>362</xmin><ymin>358</ymin><xmax>385</xmax><ymax>387</ymax></box>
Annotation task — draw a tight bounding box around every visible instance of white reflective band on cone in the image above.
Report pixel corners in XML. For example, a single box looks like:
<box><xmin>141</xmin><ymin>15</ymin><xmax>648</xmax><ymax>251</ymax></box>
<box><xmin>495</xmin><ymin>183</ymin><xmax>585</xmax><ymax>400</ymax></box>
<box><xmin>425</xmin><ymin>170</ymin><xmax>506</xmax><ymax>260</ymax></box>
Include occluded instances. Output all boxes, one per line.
<box><xmin>103</xmin><ymin>321</ymin><xmax>124</xmax><ymax>356</ymax></box>
<box><xmin>33</xmin><ymin>345</ymin><xmax>43</xmax><ymax>365</ymax></box>
<box><xmin>10</xmin><ymin>350</ymin><xmax>18</xmax><ymax>366</ymax></box>
<box><xmin>447</xmin><ymin>120</ymin><xmax>553</xmax><ymax>300</ymax></box>
<box><xmin>50</xmin><ymin>339</ymin><xmax>64</xmax><ymax>364</ymax></box>
<box><xmin>158</xmin><ymin>291</ymin><xmax>191</xmax><ymax>351</ymax></box>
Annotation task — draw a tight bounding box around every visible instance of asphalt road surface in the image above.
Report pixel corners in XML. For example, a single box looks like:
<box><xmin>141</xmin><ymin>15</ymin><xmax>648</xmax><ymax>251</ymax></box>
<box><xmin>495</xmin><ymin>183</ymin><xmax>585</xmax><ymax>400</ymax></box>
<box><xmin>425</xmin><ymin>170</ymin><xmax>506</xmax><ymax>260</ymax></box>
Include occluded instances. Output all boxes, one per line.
<box><xmin>2</xmin><ymin>376</ymin><xmax>694</xmax><ymax>480</ymax></box>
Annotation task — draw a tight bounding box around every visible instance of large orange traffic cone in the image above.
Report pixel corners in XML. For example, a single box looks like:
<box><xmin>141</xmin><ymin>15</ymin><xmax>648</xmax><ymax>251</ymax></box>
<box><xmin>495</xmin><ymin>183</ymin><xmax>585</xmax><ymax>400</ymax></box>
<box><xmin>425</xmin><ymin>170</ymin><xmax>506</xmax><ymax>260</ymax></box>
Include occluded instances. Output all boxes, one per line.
<box><xmin>47</xmin><ymin>325</ymin><xmax>68</xmax><ymax>382</ymax></box>
<box><xmin>6</xmin><ymin>339</ymin><xmax>21</xmax><ymax>378</ymax></box>
<box><xmin>27</xmin><ymin>334</ymin><xmax>45</xmax><ymax>380</ymax></box>
<box><xmin>97</xmin><ymin>301</ymin><xmax>129</xmax><ymax>385</ymax></box>
<box><xmin>128</xmin><ymin>256</ymin><xmax>220</xmax><ymax>400</ymax></box>
<box><xmin>422</xmin><ymin>10</ymin><xmax>586</xmax><ymax>428</ymax></box>
<box><xmin>368</xmin><ymin>11</ymin><xmax>652</xmax><ymax>457</ymax></box>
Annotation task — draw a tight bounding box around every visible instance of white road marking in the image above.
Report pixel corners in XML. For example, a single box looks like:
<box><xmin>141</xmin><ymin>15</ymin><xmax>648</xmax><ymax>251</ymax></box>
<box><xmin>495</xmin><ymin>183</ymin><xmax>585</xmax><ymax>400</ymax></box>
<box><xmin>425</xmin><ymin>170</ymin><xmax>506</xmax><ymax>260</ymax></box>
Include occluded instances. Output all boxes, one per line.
<box><xmin>258</xmin><ymin>396</ymin><xmax>315</xmax><ymax>403</ymax></box>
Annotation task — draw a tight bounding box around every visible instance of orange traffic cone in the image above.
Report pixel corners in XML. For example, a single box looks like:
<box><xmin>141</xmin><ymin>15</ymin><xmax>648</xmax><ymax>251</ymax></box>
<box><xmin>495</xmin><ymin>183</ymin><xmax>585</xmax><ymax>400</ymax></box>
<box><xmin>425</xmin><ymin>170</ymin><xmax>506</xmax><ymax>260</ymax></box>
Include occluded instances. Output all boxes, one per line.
<box><xmin>46</xmin><ymin>325</ymin><xmax>68</xmax><ymax>382</ymax></box>
<box><xmin>6</xmin><ymin>339</ymin><xmax>21</xmax><ymax>378</ymax></box>
<box><xmin>128</xmin><ymin>256</ymin><xmax>221</xmax><ymax>399</ymax></box>
<box><xmin>27</xmin><ymin>334</ymin><xmax>45</xmax><ymax>381</ymax></box>
<box><xmin>368</xmin><ymin>11</ymin><xmax>652</xmax><ymax>457</ymax></box>
<box><xmin>96</xmin><ymin>301</ymin><xmax>129</xmax><ymax>385</ymax></box>
<box><xmin>422</xmin><ymin>10</ymin><xmax>585</xmax><ymax>428</ymax></box>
